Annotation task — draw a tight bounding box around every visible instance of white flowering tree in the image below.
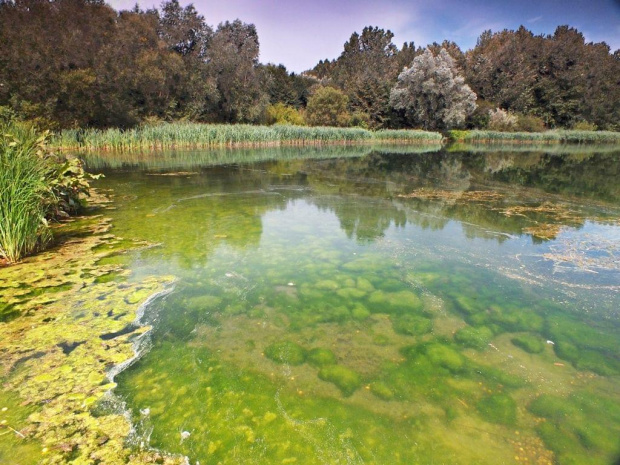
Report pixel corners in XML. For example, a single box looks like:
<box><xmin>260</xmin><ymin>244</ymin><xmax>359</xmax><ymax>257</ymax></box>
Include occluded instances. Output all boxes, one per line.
<box><xmin>390</xmin><ymin>48</ymin><xmax>477</xmax><ymax>129</ymax></box>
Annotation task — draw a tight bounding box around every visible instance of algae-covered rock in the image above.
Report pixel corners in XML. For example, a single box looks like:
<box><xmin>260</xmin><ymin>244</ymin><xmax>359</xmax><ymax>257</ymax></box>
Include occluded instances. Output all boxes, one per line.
<box><xmin>307</xmin><ymin>348</ymin><xmax>336</xmax><ymax>367</ymax></box>
<box><xmin>477</xmin><ymin>393</ymin><xmax>517</xmax><ymax>425</ymax></box>
<box><xmin>350</xmin><ymin>303</ymin><xmax>370</xmax><ymax>321</ymax></box>
<box><xmin>264</xmin><ymin>341</ymin><xmax>307</xmax><ymax>365</ymax></box>
<box><xmin>454</xmin><ymin>325</ymin><xmax>494</xmax><ymax>350</ymax></box>
<box><xmin>318</xmin><ymin>365</ymin><xmax>362</xmax><ymax>396</ymax></box>
<box><xmin>392</xmin><ymin>314</ymin><xmax>433</xmax><ymax>336</ymax></box>
<box><xmin>425</xmin><ymin>343</ymin><xmax>465</xmax><ymax>372</ymax></box>
<box><xmin>511</xmin><ymin>333</ymin><xmax>545</xmax><ymax>354</ymax></box>
<box><xmin>367</xmin><ymin>290</ymin><xmax>423</xmax><ymax>314</ymax></box>
<box><xmin>547</xmin><ymin>314</ymin><xmax>620</xmax><ymax>376</ymax></box>
<box><xmin>453</xmin><ymin>295</ymin><xmax>482</xmax><ymax>315</ymax></box>
<box><xmin>314</xmin><ymin>280</ymin><xmax>340</xmax><ymax>291</ymax></box>
<box><xmin>369</xmin><ymin>382</ymin><xmax>395</xmax><ymax>401</ymax></box>
<box><xmin>185</xmin><ymin>294</ymin><xmax>223</xmax><ymax>311</ymax></box>
<box><xmin>336</xmin><ymin>287</ymin><xmax>367</xmax><ymax>300</ymax></box>
<box><xmin>529</xmin><ymin>393</ymin><xmax>620</xmax><ymax>464</ymax></box>
<box><xmin>489</xmin><ymin>305</ymin><xmax>544</xmax><ymax>333</ymax></box>
<box><xmin>356</xmin><ymin>277</ymin><xmax>374</xmax><ymax>292</ymax></box>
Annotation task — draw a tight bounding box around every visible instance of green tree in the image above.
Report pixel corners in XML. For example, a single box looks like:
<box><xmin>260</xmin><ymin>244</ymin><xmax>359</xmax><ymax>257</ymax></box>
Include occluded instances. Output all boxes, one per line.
<box><xmin>305</xmin><ymin>87</ymin><xmax>350</xmax><ymax>127</ymax></box>
<box><xmin>332</xmin><ymin>26</ymin><xmax>400</xmax><ymax>128</ymax></box>
<box><xmin>390</xmin><ymin>48</ymin><xmax>477</xmax><ymax>129</ymax></box>
<box><xmin>209</xmin><ymin>20</ymin><xmax>269</xmax><ymax>123</ymax></box>
<box><xmin>262</xmin><ymin>64</ymin><xmax>314</xmax><ymax>108</ymax></box>
<box><xmin>157</xmin><ymin>0</ymin><xmax>218</xmax><ymax>120</ymax></box>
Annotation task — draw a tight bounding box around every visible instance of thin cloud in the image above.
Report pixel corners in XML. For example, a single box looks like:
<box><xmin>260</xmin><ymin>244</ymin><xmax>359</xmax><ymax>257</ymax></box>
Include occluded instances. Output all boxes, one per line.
<box><xmin>528</xmin><ymin>15</ymin><xmax>543</xmax><ymax>23</ymax></box>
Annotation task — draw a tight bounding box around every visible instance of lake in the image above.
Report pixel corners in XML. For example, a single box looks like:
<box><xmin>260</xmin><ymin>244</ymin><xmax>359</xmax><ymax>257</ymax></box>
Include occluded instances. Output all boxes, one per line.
<box><xmin>10</xmin><ymin>146</ymin><xmax>620</xmax><ymax>464</ymax></box>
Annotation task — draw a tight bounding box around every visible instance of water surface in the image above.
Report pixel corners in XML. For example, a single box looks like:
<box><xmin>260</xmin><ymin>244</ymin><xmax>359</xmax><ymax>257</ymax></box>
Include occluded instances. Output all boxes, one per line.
<box><xmin>93</xmin><ymin>147</ymin><xmax>620</xmax><ymax>464</ymax></box>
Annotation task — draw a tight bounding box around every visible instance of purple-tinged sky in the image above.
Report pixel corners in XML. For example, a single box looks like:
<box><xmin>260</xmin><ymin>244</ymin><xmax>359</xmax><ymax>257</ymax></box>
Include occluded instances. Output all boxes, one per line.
<box><xmin>108</xmin><ymin>0</ymin><xmax>620</xmax><ymax>72</ymax></box>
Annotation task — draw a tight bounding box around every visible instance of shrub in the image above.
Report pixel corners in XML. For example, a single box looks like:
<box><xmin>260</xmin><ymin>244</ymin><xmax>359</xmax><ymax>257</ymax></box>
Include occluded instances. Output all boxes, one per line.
<box><xmin>516</xmin><ymin>114</ymin><xmax>546</xmax><ymax>132</ymax></box>
<box><xmin>305</xmin><ymin>87</ymin><xmax>351</xmax><ymax>127</ymax></box>
<box><xmin>572</xmin><ymin>120</ymin><xmax>598</xmax><ymax>131</ymax></box>
<box><xmin>265</xmin><ymin>103</ymin><xmax>305</xmax><ymax>126</ymax></box>
<box><xmin>348</xmin><ymin>111</ymin><xmax>371</xmax><ymax>129</ymax></box>
<box><xmin>487</xmin><ymin>108</ymin><xmax>517</xmax><ymax>131</ymax></box>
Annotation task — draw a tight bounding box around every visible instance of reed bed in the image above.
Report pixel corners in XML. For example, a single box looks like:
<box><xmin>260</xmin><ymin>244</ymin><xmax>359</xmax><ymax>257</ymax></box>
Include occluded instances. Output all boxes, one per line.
<box><xmin>451</xmin><ymin>130</ymin><xmax>620</xmax><ymax>144</ymax></box>
<box><xmin>51</xmin><ymin>123</ymin><xmax>444</xmax><ymax>152</ymax></box>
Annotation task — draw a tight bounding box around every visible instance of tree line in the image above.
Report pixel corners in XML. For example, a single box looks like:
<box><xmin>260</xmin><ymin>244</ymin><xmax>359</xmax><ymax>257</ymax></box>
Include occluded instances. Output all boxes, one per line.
<box><xmin>0</xmin><ymin>0</ymin><xmax>618</xmax><ymax>131</ymax></box>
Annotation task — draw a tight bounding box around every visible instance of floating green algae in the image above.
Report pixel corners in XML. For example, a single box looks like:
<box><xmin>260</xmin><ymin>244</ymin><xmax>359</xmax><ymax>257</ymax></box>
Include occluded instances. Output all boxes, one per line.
<box><xmin>0</xmin><ymin>196</ymin><xmax>183</xmax><ymax>465</ymax></box>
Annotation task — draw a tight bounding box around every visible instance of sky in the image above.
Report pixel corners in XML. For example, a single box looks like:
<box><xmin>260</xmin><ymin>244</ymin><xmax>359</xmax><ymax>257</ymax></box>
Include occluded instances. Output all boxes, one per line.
<box><xmin>107</xmin><ymin>0</ymin><xmax>620</xmax><ymax>73</ymax></box>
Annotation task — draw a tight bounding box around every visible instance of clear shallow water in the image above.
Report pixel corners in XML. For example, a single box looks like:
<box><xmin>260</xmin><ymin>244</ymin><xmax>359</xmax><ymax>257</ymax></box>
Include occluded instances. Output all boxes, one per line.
<box><xmin>93</xmin><ymin>148</ymin><xmax>620</xmax><ymax>464</ymax></box>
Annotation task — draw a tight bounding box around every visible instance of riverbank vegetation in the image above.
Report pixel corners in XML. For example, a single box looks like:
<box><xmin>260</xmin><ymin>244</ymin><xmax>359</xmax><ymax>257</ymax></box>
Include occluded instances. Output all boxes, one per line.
<box><xmin>449</xmin><ymin>130</ymin><xmax>620</xmax><ymax>144</ymax></box>
<box><xmin>0</xmin><ymin>120</ymin><xmax>98</xmax><ymax>264</ymax></box>
<box><xmin>0</xmin><ymin>0</ymin><xmax>617</xmax><ymax>133</ymax></box>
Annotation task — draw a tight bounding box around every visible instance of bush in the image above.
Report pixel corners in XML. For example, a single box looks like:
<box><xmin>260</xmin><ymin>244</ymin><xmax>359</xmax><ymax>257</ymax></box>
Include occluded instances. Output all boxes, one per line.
<box><xmin>467</xmin><ymin>99</ymin><xmax>495</xmax><ymax>129</ymax></box>
<box><xmin>305</xmin><ymin>87</ymin><xmax>351</xmax><ymax>127</ymax></box>
<box><xmin>572</xmin><ymin>120</ymin><xmax>598</xmax><ymax>131</ymax></box>
<box><xmin>348</xmin><ymin>111</ymin><xmax>371</xmax><ymax>129</ymax></box>
<box><xmin>487</xmin><ymin>108</ymin><xmax>517</xmax><ymax>131</ymax></box>
<box><xmin>265</xmin><ymin>103</ymin><xmax>305</xmax><ymax>126</ymax></box>
<box><xmin>516</xmin><ymin>114</ymin><xmax>546</xmax><ymax>132</ymax></box>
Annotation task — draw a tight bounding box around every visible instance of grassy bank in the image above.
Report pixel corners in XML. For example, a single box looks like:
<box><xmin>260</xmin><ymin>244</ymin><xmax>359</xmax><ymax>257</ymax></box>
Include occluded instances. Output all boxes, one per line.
<box><xmin>450</xmin><ymin>129</ymin><xmax>620</xmax><ymax>144</ymax></box>
<box><xmin>51</xmin><ymin>123</ymin><xmax>444</xmax><ymax>152</ymax></box>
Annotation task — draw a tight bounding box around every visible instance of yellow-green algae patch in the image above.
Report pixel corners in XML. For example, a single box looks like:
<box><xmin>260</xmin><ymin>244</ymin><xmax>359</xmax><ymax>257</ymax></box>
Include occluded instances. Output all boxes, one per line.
<box><xmin>0</xmin><ymin>196</ymin><xmax>183</xmax><ymax>465</ymax></box>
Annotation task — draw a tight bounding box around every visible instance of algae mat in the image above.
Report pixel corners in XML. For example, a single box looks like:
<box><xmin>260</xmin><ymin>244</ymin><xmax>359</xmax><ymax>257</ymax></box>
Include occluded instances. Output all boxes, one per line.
<box><xmin>0</xmin><ymin>194</ymin><xmax>183</xmax><ymax>464</ymax></box>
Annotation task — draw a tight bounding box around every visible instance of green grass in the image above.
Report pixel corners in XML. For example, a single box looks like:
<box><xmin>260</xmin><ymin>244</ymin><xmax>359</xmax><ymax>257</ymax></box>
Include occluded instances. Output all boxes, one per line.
<box><xmin>449</xmin><ymin>129</ymin><xmax>620</xmax><ymax>144</ymax></box>
<box><xmin>0</xmin><ymin>122</ymin><xmax>53</xmax><ymax>263</ymax></box>
<box><xmin>51</xmin><ymin>123</ymin><xmax>444</xmax><ymax>152</ymax></box>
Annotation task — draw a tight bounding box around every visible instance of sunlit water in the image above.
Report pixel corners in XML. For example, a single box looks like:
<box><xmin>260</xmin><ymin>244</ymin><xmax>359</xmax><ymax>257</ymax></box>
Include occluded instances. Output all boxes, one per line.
<box><xmin>92</xmin><ymin>148</ymin><xmax>619</xmax><ymax>464</ymax></box>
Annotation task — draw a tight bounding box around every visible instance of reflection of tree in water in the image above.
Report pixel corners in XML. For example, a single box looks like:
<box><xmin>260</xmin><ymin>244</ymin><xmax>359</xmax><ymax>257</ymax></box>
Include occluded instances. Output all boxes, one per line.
<box><xmin>312</xmin><ymin>196</ymin><xmax>406</xmax><ymax>242</ymax></box>
<box><xmin>104</xmin><ymin>167</ymin><xmax>309</xmax><ymax>269</ymax></box>
<box><xmin>104</xmin><ymin>148</ymin><xmax>620</xmax><ymax>258</ymax></box>
<box><xmin>280</xmin><ymin>149</ymin><xmax>620</xmax><ymax>242</ymax></box>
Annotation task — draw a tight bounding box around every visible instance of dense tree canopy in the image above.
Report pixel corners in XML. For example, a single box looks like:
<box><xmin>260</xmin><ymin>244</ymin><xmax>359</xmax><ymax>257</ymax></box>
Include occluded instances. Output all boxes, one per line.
<box><xmin>465</xmin><ymin>26</ymin><xmax>620</xmax><ymax>129</ymax></box>
<box><xmin>0</xmin><ymin>0</ymin><xmax>617</xmax><ymax>130</ymax></box>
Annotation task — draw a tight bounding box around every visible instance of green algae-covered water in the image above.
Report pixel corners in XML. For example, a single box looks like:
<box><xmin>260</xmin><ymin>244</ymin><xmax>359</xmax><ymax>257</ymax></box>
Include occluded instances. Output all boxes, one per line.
<box><xmin>93</xmin><ymin>148</ymin><xmax>620</xmax><ymax>464</ymax></box>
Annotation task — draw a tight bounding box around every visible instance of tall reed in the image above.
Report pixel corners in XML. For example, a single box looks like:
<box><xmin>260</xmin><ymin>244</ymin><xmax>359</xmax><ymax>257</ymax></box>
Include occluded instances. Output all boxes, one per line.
<box><xmin>450</xmin><ymin>130</ymin><xmax>620</xmax><ymax>144</ymax></box>
<box><xmin>0</xmin><ymin>122</ymin><xmax>53</xmax><ymax>263</ymax></box>
<box><xmin>51</xmin><ymin>123</ymin><xmax>444</xmax><ymax>152</ymax></box>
